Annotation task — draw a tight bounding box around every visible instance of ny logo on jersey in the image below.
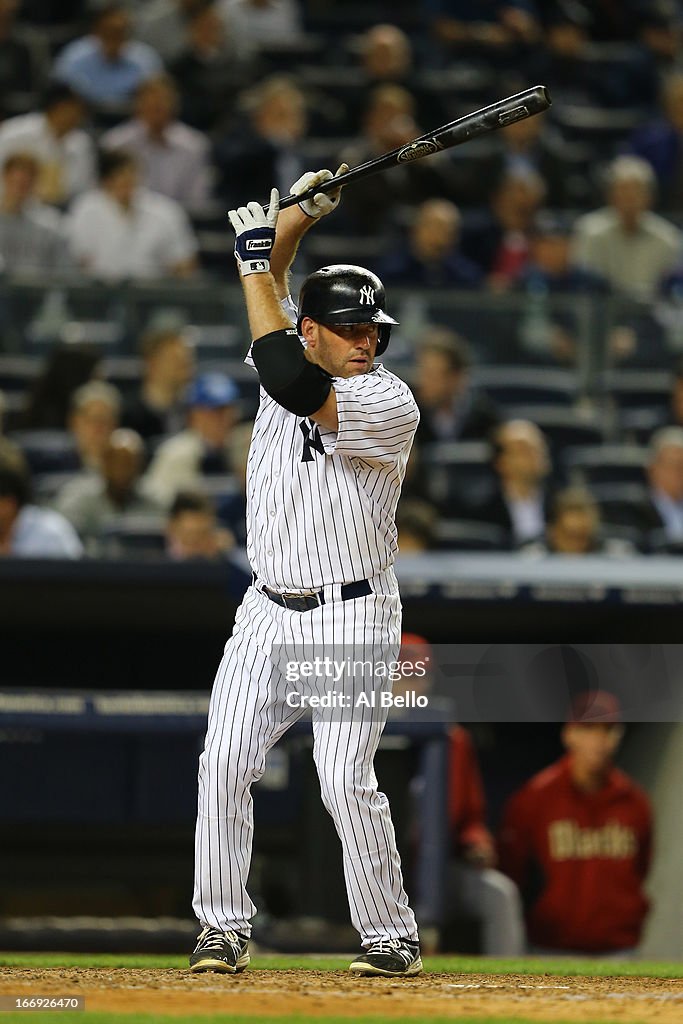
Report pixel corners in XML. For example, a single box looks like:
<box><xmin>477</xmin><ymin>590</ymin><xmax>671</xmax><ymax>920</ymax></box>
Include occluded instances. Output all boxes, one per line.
<box><xmin>300</xmin><ymin>419</ymin><xmax>325</xmax><ymax>462</ymax></box>
<box><xmin>359</xmin><ymin>284</ymin><xmax>375</xmax><ymax>305</ymax></box>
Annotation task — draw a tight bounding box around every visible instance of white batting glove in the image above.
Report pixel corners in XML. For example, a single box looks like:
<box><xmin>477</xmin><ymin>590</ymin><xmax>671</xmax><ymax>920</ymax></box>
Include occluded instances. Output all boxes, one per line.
<box><xmin>290</xmin><ymin>163</ymin><xmax>349</xmax><ymax>219</ymax></box>
<box><xmin>228</xmin><ymin>187</ymin><xmax>279</xmax><ymax>276</ymax></box>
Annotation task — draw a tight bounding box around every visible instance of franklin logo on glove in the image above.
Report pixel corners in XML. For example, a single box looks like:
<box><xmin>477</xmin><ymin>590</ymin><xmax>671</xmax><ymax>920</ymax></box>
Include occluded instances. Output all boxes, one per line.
<box><xmin>246</xmin><ymin>238</ymin><xmax>275</xmax><ymax>251</ymax></box>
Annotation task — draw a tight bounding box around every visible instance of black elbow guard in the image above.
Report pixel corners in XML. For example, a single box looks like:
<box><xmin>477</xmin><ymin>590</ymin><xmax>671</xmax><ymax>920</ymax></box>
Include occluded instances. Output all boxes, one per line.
<box><xmin>252</xmin><ymin>328</ymin><xmax>332</xmax><ymax>416</ymax></box>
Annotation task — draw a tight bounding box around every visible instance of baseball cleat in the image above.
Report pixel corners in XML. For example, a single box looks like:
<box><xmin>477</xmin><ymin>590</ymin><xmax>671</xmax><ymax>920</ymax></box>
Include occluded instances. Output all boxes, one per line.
<box><xmin>189</xmin><ymin>926</ymin><xmax>250</xmax><ymax>974</ymax></box>
<box><xmin>349</xmin><ymin>938</ymin><xmax>422</xmax><ymax>977</ymax></box>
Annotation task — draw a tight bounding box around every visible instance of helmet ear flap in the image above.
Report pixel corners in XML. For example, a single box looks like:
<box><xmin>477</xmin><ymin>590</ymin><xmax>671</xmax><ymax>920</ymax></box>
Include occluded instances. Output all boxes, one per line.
<box><xmin>376</xmin><ymin>324</ymin><xmax>391</xmax><ymax>356</ymax></box>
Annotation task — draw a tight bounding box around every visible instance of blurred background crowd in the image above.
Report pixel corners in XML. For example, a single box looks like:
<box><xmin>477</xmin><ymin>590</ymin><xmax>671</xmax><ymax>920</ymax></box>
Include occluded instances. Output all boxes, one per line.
<box><xmin>4</xmin><ymin>1</ymin><xmax>683</xmax><ymax>960</ymax></box>
<box><xmin>3</xmin><ymin>0</ymin><xmax>683</xmax><ymax>558</ymax></box>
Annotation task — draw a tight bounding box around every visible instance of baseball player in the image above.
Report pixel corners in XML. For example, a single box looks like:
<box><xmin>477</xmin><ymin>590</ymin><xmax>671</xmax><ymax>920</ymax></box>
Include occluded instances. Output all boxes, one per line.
<box><xmin>190</xmin><ymin>166</ymin><xmax>422</xmax><ymax>977</ymax></box>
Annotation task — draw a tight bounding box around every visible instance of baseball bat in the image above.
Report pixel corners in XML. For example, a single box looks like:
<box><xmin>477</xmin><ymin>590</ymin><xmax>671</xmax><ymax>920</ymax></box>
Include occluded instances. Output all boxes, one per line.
<box><xmin>276</xmin><ymin>85</ymin><xmax>552</xmax><ymax>211</ymax></box>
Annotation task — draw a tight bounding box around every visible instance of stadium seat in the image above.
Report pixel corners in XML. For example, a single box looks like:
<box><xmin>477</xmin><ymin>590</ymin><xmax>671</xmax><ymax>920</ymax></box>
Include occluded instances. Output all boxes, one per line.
<box><xmin>100</xmin><ymin>517</ymin><xmax>167</xmax><ymax>559</ymax></box>
<box><xmin>9</xmin><ymin>429</ymin><xmax>80</xmax><ymax>474</ymax></box>
<box><xmin>0</xmin><ymin>390</ymin><xmax>25</xmax><ymax>432</ymax></box>
<box><xmin>406</xmin><ymin>290</ymin><xmax>518</xmax><ymax>363</ymax></box>
<box><xmin>564</xmin><ymin>444</ymin><xmax>648</xmax><ymax>487</ymax></box>
<box><xmin>592</xmin><ymin>482</ymin><xmax>649</xmax><ymax>535</ymax></box>
<box><xmin>602</xmin><ymin>369</ymin><xmax>671</xmax><ymax>412</ymax></box>
<box><xmin>125</xmin><ymin>283</ymin><xmax>248</xmax><ymax>359</ymax></box>
<box><xmin>33</xmin><ymin>470</ymin><xmax>81</xmax><ymax>503</ymax></box>
<box><xmin>258</xmin><ymin>34</ymin><xmax>327</xmax><ymax>73</ymax></box>
<box><xmin>4</xmin><ymin>282</ymin><xmax>128</xmax><ymax>353</ymax></box>
<box><xmin>101</xmin><ymin>357</ymin><xmax>143</xmax><ymax>401</ymax></box>
<box><xmin>435</xmin><ymin>518</ymin><xmax>508</xmax><ymax>551</ymax></box>
<box><xmin>200</xmin><ymin>474</ymin><xmax>240</xmax><ymax>502</ymax></box>
<box><xmin>421</xmin><ymin>440</ymin><xmax>494</xmax><ymax>513</ymax></box>
<box><xmin>303</xmin><ymin>233</ymin><xmax>386</xmax><ymax>268</ymax></box>
<box><xmin>550</xmin><ymin>102</ymin><xmax>645</xmax><ymax>157</ymax></box>
<box><xmin>618</xmin><ymin>408</ymin><xmax>666</xmax><ymax>445</ymax></box>
<box><xmin>473</xmin><ymin>366</ymin><xmax>578</xmax><ymax>408</ymax></box>
<box><xmin>0</xmin><ymin>355</ymin><xmax>39</xmax><ymax>394</ymax></box>
<box><xmin>505</xmin><ymin>405</ymin><xmax>606</xmax><ymax>452</ymax></box>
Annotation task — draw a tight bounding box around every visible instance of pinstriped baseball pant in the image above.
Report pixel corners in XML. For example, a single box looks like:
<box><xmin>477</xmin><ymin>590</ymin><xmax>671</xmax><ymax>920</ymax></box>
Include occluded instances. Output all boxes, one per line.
<box><xmin>192</xmin><ymin>573</ymin><xmax>419</xmax><ymax>945</ymax></box>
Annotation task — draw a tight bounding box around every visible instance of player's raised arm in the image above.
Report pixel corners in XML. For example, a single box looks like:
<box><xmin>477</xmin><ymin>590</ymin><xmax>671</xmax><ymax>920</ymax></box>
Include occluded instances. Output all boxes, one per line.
<box><xmin>228</xmin><ymin>188</ymin><xmax>292</xmax><ymax>338</ymax></box>
<box><xmin>228</xmin><ymin>168</ymin><xmax>348</xmax><ymax>424</ymax></box>
<box><xmin>228</xmin><ymin>165</ymin><xmax>348</xmax><ymax>333</ymax></box>
<box><xmin>270</xmin><ymin>165</ymin><xmax>347</xmax><ymax>297</ymax></box>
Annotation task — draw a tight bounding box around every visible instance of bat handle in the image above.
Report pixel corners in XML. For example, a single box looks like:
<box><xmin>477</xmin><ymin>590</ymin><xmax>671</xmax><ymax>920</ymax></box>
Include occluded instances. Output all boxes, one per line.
<box><xmin>277</xmin><ymin>192</ymin><xmax>306</xmax><ymax>212</ymax></box>
<box><xmin>277</xmin><ymin>181</ymin><xmax>341</xmax><ymax>212</ymax></box>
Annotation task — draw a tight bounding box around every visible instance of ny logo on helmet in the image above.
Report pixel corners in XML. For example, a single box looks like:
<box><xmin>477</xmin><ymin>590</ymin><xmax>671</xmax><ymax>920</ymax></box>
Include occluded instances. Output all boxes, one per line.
<box><xmin>359</xmin><ymin>285</ymin><xmax>375</xmax><ymax>305</ymax></box>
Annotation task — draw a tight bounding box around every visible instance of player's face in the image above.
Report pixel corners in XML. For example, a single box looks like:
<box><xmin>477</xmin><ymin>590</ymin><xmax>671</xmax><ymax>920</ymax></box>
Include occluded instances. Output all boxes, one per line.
<box><xmin>497</xmin><ymin>434</ymin><xmax>547</xmax><ymax>484</ymax></box>
<box><xmin>416</xmin><ymin>351</ymin><xmax>463</xmax><ymax>406</ymax></box>
<box><xmin>150</xmin><ymin>337</ymin><xmax>195</xmax><ymax>390</ymax></box>
<box><xmin>610</xmin><ymin>179</ymin><xmax>651</xmax><ymax>220</ymax></box>
<box><xmin>0</xmin><ymin>494</ymin><xmax>18</xmax><ymax>535</ymax></box>
<box><xmin>102</xmin><ymin>442</ymin><xmax>142</xmax><ymax>492</ymax></box>
<box><xmin>190</xmin><ymin>405</ymin><xmax>236</xmax><ymax>448</ymax></box>
<box><xmin>167</xmin><ymin>511</ymin><xmax>220</xmax><ymax>560</ymax></box>
<box><xmin>310</xmin><ymin>322</ymin><xmax>379</xmax><ymax>377</ymax></box>
<box><xmin>563</xmin><ymin>723</ymin><xmax>623</xmax><ymax>774</ymax></box>
<box><xmin>549</xmin><ymin>509</ymin><xmax>597</xmax><ymax>554</ymax></box>
<box><xmin>649</xmin><ymin>445</ymin><xmax>683</xmax><ymax>501</ymax></box>
<box><xmin>70</xmin><ymin>400</ymin><xmax>117</xmax><ymax>459</ymax></box>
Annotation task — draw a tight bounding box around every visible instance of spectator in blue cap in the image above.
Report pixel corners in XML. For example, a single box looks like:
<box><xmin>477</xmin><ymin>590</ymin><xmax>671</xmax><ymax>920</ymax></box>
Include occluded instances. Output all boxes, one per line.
<box><xmin>141</xmin><ymin>371</ymin><xmax>240</xmax><ymax>507</ymax></box>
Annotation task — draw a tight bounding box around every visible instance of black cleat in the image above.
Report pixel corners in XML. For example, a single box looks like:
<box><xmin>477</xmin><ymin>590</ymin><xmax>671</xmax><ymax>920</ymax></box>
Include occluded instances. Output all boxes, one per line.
<box><xmin>189</xmin><ymin>926</ymin><xmax>250</xmax><ymax>974</ymax></box>
<box><xmin>349</xmin><ymin>938</ymin><xmax>422</xmax><ymax>977</ymax></box>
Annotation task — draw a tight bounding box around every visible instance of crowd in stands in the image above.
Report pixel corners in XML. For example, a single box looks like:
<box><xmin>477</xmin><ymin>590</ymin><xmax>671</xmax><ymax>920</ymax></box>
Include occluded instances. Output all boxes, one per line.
<box><xmin>4</xmin><ymin>1</ymin><xmax>683</xmax><ymax>557</ymax></box>
<box><xmin>0</xmin><ymin>6</ymin><xmax>665</xmax><ymax>960</ymax></box>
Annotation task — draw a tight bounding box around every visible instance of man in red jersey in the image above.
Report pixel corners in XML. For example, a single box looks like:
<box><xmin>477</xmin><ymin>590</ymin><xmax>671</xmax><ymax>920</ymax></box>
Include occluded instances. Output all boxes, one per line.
<box><xmin>498</xmin><ymin>691</ymin><xmax>653</xmax><ymax>956</ymax></box>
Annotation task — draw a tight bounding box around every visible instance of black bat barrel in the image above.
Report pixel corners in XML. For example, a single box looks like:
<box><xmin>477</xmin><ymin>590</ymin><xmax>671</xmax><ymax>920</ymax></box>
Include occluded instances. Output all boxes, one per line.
<box><xmin>274</xmin><ymin>85</ymin><xmax>552</xmax><ymax>211</ymax></box>
<box><xmin>433</xmin><ymin>85</ymin><xmax>551</xmax><ymax>151</ymax></box>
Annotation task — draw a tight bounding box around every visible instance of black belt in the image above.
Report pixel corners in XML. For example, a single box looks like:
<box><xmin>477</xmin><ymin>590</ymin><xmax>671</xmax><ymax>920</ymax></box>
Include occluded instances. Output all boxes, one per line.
<box><xmin>260</xmin><ymin>578</ymin><xmax>371</xmax><ymax>612</ymax></box>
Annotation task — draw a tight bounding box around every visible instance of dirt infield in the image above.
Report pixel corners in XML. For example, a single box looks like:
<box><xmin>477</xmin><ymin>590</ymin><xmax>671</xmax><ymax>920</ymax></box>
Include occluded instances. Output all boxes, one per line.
<box><xmin>2</xmin><ymin>967</ymin><xmax>683</xmax><ymax>1022</ymax></box>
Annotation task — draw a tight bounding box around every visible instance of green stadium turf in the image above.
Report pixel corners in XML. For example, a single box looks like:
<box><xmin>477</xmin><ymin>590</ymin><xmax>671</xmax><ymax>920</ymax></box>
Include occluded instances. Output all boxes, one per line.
<box><xmin>1</xmin><ymin>951</ymin><xmax>682</xmax><ymax>977</ymax></box>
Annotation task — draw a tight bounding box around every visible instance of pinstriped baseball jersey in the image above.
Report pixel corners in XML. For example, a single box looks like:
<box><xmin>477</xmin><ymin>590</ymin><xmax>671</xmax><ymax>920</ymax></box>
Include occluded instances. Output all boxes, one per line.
<box><xmin>245</xmin><ymin>297</ymin><xmax>419</xmax><ymax>591</ymax></box>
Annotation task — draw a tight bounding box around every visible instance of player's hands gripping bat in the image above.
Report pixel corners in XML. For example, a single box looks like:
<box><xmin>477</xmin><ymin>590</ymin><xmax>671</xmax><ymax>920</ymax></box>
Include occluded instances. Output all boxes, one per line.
<box><xmin>290</xmin><ymin>163</ymin><xmax>350</xmax><ymax>219</ymax></box>
<box><xmin>229</xmin><ymin>187</ymin><xmax>280</xmax><ymax>276</ymax></box>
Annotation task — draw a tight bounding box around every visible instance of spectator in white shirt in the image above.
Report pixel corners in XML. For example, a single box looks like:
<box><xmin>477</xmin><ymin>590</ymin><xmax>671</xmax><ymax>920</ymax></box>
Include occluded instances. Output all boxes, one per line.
<box><xmin>0</xmin><ymin>152</ymin><xmax>66</xmax><ymax>276</ymax></box>
<box><xmin>0</xmin><ymin>439</ymin><xmax>82</xmax><ymax>559</ymax></box>
<box><xmin>66</xmin><ymin>149</ymin><xmax>198</xmax><ymax>281</ymax></box>
<box><xmin>631</xmin><ymin>427</ymin><xmax>683</xmax><ymax>551</ymax></box>
<box><xmin>101</xmin><ymin>74</ymin><xmax>212</xmax><ymax>211</ymax></box>
<box><xmin>54</xmin><ymin>428</ymin><xmax>163</xmax><ymax>553</ymax></box>
<box><xmin>572</xmin><ymin>156</ymin><xmax>681</xmax><ymax>300</ymax></box>
<box><xmin>0</xmin><ymin>83</ymin><xmax>95</xmax><ymax>206</ymax></box>
<box><xmin>475</xmin><ymin>419</ymin><xmax>553</xmax><ymax>548</ymax></box>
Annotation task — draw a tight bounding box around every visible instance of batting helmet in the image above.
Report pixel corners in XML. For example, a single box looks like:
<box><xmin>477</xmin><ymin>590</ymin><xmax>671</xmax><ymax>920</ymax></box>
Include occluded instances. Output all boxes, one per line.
<box><xmin>297</xmin><ymin>265</ymin><xmax>398</xmax><ymax>356</ymax></box>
